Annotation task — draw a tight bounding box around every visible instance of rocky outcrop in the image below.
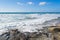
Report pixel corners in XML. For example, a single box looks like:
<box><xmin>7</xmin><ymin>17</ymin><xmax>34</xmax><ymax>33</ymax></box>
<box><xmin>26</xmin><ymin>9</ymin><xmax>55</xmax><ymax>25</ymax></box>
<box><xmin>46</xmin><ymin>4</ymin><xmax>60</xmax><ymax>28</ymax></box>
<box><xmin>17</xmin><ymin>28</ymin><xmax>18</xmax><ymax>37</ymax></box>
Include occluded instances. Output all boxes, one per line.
<box><xmin>0</xmin><ymin>29</ymin><xmax>50</xmax><ymax>40</ymax></box>
<box><xmin>0</xmin><ymin>29</ymin><xmax>26</xmax><ymax>40</ymax></box>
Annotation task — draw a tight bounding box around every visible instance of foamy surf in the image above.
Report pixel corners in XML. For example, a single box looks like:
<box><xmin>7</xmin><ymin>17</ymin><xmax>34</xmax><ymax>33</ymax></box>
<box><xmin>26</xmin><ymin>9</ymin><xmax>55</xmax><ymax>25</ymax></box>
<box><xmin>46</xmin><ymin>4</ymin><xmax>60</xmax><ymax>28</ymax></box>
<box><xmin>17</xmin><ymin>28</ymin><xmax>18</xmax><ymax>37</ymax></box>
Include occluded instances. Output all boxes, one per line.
<box><xmin>0</xmin><ymin>13</ymin><xmax>60</xmax><ymax>35</ymax></box>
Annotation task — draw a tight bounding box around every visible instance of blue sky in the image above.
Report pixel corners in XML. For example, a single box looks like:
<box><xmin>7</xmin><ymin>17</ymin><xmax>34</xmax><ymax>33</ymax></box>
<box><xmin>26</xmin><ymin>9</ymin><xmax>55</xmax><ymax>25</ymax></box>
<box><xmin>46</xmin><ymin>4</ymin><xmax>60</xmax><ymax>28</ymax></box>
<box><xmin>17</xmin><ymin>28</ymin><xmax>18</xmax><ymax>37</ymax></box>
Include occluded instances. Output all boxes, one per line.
<box><xmin>0</xmin><ymin>0</ymin><xmax>60</xmax><ymax>12</ymax></box>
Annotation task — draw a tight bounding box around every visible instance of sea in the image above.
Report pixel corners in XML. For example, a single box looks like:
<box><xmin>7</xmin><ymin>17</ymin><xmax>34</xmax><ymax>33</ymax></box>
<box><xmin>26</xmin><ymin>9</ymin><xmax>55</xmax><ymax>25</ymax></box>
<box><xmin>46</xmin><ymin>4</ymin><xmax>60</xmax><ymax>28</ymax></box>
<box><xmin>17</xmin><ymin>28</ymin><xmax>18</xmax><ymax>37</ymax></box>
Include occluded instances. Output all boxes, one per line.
<box><xmin>0</xmin><ymin>12</ymin><xmax>60</xmax><ymax>35</ymax></box>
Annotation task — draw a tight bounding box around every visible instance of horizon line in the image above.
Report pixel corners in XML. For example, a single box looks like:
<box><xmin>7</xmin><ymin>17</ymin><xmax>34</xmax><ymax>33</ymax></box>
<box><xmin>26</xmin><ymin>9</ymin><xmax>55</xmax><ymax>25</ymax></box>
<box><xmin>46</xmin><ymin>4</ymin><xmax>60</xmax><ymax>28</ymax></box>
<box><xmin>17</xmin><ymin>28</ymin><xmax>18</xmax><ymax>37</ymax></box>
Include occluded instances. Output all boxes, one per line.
<box><xmin>0</xmin><ymin>11</ymin><xmax>59</xmax><ymax>12</ymax></box>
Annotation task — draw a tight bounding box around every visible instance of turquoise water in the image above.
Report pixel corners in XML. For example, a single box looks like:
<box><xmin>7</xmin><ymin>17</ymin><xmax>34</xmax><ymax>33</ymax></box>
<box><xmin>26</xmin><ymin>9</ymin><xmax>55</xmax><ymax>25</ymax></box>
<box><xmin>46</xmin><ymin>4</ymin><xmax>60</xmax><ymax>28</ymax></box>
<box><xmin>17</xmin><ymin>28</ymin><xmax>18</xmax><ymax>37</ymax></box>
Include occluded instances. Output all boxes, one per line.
<box><xmin>0</xmin><ymin>12</ymin><xmax>60</xmax><ymax>14</ymax></box>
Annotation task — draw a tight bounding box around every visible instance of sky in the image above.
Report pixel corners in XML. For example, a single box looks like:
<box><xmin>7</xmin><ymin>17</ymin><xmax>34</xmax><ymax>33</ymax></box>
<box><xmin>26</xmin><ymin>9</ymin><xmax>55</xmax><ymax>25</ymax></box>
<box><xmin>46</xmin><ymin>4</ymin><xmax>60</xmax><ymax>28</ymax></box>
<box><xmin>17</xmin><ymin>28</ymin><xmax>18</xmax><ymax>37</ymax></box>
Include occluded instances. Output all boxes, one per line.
<box><xmin>0</xmin><ymin>0</ymin><xmax>60</xmax><ymax>12</ymax></box>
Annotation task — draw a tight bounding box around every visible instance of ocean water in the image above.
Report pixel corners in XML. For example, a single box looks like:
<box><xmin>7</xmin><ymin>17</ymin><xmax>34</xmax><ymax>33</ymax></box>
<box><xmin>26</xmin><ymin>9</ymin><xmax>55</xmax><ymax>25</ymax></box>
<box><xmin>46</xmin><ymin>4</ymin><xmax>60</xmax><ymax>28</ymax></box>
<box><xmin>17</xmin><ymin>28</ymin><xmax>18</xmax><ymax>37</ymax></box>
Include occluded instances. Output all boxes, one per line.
<box><xmin>0</xmin><ymin>12</ymin><xmax>60</xmax><ymax>35</ymax></box>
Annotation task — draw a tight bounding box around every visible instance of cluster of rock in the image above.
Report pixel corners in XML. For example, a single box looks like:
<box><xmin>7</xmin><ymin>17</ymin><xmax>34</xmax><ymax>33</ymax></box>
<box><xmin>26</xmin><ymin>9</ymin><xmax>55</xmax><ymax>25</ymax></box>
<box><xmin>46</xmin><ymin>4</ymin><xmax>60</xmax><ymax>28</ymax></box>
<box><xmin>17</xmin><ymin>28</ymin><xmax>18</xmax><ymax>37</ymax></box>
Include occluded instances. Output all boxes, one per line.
<box><xmin>0</xmin><ymin>29</ymin><xmax>26</xmax><ymax>40</ymax></box>
<box><xmin>0</xmin><ymin>29</ymin><xmax>49</xmax><ymax>40</ymax></box>
<box><xmin>1</xmin><ymin>25</ymin><xmax>60</xmax><ymax>40</ymax></box>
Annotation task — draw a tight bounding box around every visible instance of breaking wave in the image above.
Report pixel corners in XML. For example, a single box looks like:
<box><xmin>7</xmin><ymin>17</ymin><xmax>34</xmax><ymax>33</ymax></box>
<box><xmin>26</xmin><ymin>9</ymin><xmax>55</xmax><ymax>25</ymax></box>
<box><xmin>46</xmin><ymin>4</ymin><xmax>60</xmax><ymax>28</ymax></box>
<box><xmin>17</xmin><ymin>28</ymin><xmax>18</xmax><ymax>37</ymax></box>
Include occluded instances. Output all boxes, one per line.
<box><xmin>0</xmin><ymin>13</ymin><xmax>60</xmax><ymax>35</ymax></box>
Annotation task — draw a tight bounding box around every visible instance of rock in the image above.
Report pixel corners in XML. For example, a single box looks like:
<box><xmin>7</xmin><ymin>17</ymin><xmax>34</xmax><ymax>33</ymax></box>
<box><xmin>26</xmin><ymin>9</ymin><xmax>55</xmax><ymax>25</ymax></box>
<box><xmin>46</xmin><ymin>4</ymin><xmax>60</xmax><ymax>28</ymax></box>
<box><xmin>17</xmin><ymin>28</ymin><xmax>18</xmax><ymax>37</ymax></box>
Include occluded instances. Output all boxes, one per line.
<box><xmin>0</xmin><ymin>29</ymin><xmax>26</xmax><ymax>40</ymax></box>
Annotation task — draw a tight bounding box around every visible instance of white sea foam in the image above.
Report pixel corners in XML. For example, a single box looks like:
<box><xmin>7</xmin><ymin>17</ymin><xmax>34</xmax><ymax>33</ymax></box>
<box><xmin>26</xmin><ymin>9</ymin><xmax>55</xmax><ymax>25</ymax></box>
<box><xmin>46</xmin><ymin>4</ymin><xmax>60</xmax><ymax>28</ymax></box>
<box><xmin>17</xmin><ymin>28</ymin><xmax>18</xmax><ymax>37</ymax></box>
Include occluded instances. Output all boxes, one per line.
<box><xmin>0</xmin><ymin>14</ymin><xmax>60</xmax><ymax>35</ymax></box>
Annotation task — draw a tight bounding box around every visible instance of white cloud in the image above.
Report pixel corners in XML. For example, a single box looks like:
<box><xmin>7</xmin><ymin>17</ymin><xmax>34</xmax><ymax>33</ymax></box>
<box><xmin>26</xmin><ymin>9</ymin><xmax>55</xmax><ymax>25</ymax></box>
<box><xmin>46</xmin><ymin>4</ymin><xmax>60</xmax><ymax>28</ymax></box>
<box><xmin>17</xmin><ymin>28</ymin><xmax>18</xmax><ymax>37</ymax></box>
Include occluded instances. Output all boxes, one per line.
<box><xmin>17</xmin><ymin>2</ymin><xmax>23</xmax><ymax>5</ymax></box>
<box><xmin>27</xmin><ymin>2</ymin><xmax>33</xmax><ymax>5</ymax></box>
<box><xmin>39</xmin><ymin>2</ymin><xmax>47</xmax><ymax>6</ymax></box>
